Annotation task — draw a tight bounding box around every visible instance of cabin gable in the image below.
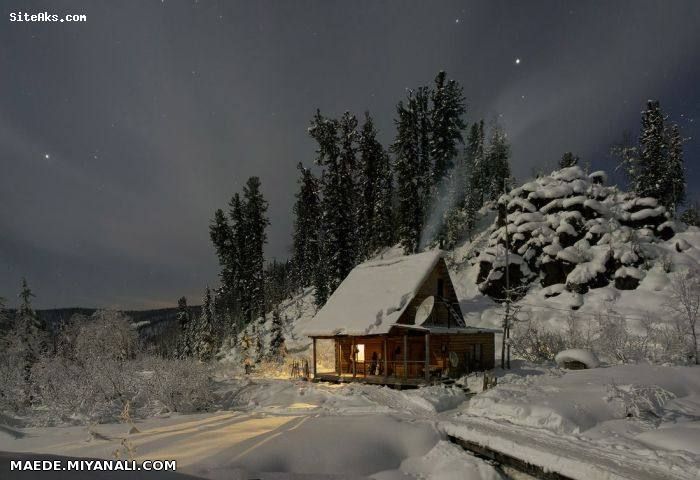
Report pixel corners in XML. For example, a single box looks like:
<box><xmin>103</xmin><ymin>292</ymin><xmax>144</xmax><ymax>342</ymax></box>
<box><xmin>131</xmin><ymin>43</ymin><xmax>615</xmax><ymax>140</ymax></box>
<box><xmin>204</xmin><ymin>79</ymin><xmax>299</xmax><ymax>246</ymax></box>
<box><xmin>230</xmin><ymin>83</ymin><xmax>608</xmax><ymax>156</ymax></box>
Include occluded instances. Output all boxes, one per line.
<box><xmin>397</xmin><ymin>258</ymin><xmax>463</xmax><ymax>327</ymax></box>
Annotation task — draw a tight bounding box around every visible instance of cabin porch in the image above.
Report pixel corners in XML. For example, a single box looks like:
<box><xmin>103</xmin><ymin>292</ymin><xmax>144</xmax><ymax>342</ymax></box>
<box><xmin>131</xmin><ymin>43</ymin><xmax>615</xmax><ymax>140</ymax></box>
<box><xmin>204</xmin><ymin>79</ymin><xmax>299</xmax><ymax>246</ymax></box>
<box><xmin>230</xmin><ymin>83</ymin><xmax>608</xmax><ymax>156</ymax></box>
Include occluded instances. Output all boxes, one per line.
<box><xmin>310</xmin><ymin>328</ymin><xmax>494</xmax><ymax>386</ymax></box>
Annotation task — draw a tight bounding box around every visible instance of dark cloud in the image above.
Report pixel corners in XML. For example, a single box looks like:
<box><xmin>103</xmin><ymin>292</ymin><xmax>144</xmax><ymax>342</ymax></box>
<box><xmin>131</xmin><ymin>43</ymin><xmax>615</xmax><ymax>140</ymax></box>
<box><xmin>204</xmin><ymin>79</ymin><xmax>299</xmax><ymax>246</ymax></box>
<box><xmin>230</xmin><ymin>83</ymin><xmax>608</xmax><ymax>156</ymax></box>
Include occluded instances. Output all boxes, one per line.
<box><xmin>2</xmin><ymin>0</ymin><xmax>700</xmax><ymax>308</ymax></box>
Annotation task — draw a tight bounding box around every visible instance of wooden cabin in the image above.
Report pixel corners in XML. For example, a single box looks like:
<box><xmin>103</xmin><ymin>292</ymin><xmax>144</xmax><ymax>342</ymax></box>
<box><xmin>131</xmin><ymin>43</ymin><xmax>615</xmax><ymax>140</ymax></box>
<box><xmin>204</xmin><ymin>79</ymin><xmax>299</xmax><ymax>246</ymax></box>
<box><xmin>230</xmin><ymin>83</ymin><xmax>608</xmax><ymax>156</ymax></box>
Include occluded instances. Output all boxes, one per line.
<box><xmin>304</xmin><ymin>250</ymin><xmax>496</xmax><ymax>387</ymax></box>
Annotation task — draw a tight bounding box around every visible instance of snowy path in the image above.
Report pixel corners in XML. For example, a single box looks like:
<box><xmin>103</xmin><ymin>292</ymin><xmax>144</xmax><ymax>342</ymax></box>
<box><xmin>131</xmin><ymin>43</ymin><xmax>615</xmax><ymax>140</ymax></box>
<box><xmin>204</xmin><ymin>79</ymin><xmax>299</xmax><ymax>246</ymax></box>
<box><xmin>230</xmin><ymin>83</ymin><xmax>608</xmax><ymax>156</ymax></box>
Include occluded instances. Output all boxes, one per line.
<box><xmin>441</xmin><ymin>414</ymin><xmax>698</xmax><ymax>480</ymax></box>
<box><xmin>1</xmin><ymin>409</ymin><xmax>486</xmax><ymax>479</ymax></box>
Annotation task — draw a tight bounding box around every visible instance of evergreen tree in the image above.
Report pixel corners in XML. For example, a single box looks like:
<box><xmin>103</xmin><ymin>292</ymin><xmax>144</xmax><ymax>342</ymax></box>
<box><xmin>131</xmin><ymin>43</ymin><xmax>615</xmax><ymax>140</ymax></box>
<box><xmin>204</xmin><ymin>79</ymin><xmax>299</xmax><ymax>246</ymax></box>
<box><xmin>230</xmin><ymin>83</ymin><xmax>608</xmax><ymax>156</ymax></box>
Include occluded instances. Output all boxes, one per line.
<box><xmin>559</xmin><ymin>152</ymin><xmax>579</xmax><ymax>168</ymax></box>
<box><xmin>415</xmin><ymin>86</ymin><xmax>433</xmax><ymax>208</ymax></box>
<box><xmin>357</xmin><ymin>112</ymin><xmax>387</xmax><ymax>258</ymax></box>
<box><xmin>16</xmin><ymin>279</ymin><xmax>47</xmax><ymax>386</ymax></box>
<box><xmin>228</xmin><ymin>193</ymin><xmax>245</xmax><ymax>322</ymax></box>
<box><xmin>681</xmin><ymin>202</ymin><xmax>700</xmax><ymax>227</ymax></box>
<box><xmin>663</xmin><ymin>123</ymin><xmax>685</xmax><ymax>212</ymax></box>
<box><xmin>175</xmin><ymin>296</ymin><xmax>192</xmax><ymax>358</ymax></box>
<box><xmin>209</xmin><ymin>208</ymin><xmax>237</xmax><ymax>316</ymax></box>
<box><xmin>636</xmin><ymin>100</ymin><xmax>667</xmax><ymax>198</ymax></box>
<box><xmin>268</xmin><ymin>308</ymin><xmax>285</xmax><ymax>361</ymax></box>
<box><xmin>241</xmin><ymin>177</ymin><xmax>270</xmax><ymax>323</ymax></box>
<box><xmin>430</xmin><ymin>71</ymin><xmax>466</xmax><ymax>186</ymax></box>
<box><xmin>486</xmin><ymin>126</ymin><xmax>512</xmax><ymax>200</ymax></box>
<box><xmin>392</xmin><ymin>92</ymin><xmax>424</xmax><ymax>253</ymax></box>
<box><xmin>374</xmin><ymin>151</ymin><xmax>396</xmax><ymax>249</ymax></box>
<box><xmin>291</xmin><ymin>164</ymin><xmax>321</xmax><ymax>289</ymax></box>
<box><xmin>194</xmin><ymin>287</ymin><xmax>216</xmax><ymax>361</ymax></box>
<box><xmin>308</xmin><ymin>110</ymin><xmax>358</xmax><ymax>295</ymax></box>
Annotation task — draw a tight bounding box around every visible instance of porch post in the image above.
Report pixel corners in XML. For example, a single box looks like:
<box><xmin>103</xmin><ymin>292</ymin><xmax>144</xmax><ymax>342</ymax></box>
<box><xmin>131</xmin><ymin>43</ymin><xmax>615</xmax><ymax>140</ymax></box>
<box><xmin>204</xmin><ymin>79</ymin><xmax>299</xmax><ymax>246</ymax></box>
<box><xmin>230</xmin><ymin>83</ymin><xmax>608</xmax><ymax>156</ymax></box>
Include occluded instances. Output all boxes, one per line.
<box><xmin>312</xmin><ymin>337</ymin><xmax>317</xmax><ymax>378</ymax></box>
<box><xmin>383</xmin><ymin>336</ymin><xmax>388</xmax><ymax>379</ymax></box>
<box><xmin>424</xmin><ymin>333</ymin><xmax>430</xmax><ymax>382</ymax></box>
<box><xmin>403</xmin><ymin>334</ymin><xmax>408</xmax><ymax>380</ymax></box>
<box><xmin>338</xmin><ymin>342</ymin><xmax>343</xmax><ymax>375</ymax></box>
<box><xmin>352</xmin><ymin>337</ymin><xmax>356</xmax><ymax>377</ymax></box>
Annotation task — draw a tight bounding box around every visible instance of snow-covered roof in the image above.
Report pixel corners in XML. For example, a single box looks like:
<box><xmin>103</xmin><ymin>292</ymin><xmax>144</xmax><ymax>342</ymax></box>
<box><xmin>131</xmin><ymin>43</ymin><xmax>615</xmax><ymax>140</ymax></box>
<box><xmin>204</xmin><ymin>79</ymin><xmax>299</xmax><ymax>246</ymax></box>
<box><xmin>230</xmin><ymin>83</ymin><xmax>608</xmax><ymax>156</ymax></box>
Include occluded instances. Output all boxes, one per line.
<box><xmin>303</xmin><ymin>250</ymin><xmax>444</xmax><ymax>337</ymax></box>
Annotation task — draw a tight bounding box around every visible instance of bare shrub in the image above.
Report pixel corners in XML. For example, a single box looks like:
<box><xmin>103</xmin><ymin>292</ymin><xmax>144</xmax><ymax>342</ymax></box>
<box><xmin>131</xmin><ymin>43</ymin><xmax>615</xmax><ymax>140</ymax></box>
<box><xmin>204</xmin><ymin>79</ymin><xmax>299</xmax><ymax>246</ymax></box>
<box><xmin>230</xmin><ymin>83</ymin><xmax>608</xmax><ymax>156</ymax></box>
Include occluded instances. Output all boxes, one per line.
<box><xmin>666</xmin><ymin>269</ymin><xmax>700</xmax><ymax>364</ymax></box>
<box><xmin>141</xmin><ymin>356</ymin><xmax>212</xmax><ymax>413</ymax></box>
<box><xmin>511</xmin><ymin>318</ymin><xmax>566</xmax><ymax>362</ymax></box>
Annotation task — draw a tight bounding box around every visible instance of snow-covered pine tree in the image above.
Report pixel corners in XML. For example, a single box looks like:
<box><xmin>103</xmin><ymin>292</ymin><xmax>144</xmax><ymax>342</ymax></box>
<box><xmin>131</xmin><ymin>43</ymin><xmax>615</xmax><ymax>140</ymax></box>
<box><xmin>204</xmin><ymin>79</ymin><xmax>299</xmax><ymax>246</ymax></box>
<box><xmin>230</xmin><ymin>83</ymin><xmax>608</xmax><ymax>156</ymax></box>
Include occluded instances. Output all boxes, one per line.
<box><xmin>430</xmin><ymin>71</ymin><xmax>466</xmax><ymax>187</ymax></box>
<box><xmin>291</xmin><ymin>163</ymin><xmax>321</xmax><ymax>289</ymax></box>
<box><xmin>228</xmin><ymin>193</ymin><xmax>246</xmax><ymax>323</ymax></box>
<box><xmin>194</xmin><ymin>287</ymin><xmax>216</xmax><ymax>361</ymax></box>
<box><xmin>267</xmin><ymin>308</ymin><xmax>285</xmax><ymax>362</ymax></box>
<box><xmin>663</xmin><ymin>123</ymin><xmax>685</xmax><ymax>213</ymax></box>
<box><xmin>681</xmin><ymin>201</ymin><xmax>700</xmax><ymax>227</ymax></box>
<box><xmin>392</xmin><ymin>92</ymin><xmax>424</xmax><ymax>253</ymax></box>
<box><xmin>308</xmin><ymin>110</ymin><xmax>359</xmax><ymax>295</ymax></box>
<box><xmin>486</xmin><ymin>126</ymin><xmax>512</xmax><ymax>200</ymax></box>
<box><xmin>416</xmin><ymin>86</ymin><xmax>433</xmax><ymax>210</ymax></box>
<box><xmin>375</xmin><ymin>151</ymin><xmax>396</xmax><ymax>249</ymax></box>
<box><xmin>242</xmin><ymin>177</ymin><xmax>269</xmax><ymax>324</ymax></box>
<box><xmin>357</xmin><ymin>112</ymin><xmax>387</xmax><ymax>259</ymax></box>
<box><xmin>175</xmin><ymin>296</ymin><xmax>192</xmax><ymax>358</ymax></box>
<box><xmin>16</xmin><ymin>279</ymin><xmax>47</xmax><ymax>375</ymax></box>
<box><xmin>559</xmin><ymin>152</ymin><xmax>579</xmax><ymax>168</ymax></box>
<box><xmin>636</xmin><ymin>100</ymin><xmax>667</xmax><ymax>199</ymax></box>
<box><xmin>209</xmin><ymin>208</ymin><xmax>238</xmax><ymax>320</ymax></box>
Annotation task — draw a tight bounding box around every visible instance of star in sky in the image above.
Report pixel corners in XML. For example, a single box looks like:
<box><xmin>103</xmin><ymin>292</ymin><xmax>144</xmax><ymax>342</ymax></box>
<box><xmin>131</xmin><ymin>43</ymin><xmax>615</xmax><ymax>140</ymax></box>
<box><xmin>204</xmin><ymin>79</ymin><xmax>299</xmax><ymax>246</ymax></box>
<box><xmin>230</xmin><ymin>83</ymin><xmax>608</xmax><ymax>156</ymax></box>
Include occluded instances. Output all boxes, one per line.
<box><xmin>515</xmin><ymin>58</ymin><xmax>521</xmax><ymax>65</ymax></box>
<box><xmin>44</xmin><ymin>153</ymin><xmax>50</xmax><ymax>159</ymax></box>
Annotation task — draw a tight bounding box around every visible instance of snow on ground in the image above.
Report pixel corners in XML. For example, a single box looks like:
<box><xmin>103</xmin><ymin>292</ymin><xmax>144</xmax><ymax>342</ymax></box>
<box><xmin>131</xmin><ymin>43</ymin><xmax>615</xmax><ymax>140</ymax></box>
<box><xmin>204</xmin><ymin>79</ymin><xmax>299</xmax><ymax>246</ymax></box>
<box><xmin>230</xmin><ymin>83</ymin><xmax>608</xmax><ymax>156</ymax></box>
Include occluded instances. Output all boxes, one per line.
<box><xmin>442</xmin><ymin>362</ymin><xmax>700</xmax><ymax>480</ymax></box>
<box><xmin>1</xmin><ymin>378</ymin><xmax>498</xmax><ymax>480</ymax></box>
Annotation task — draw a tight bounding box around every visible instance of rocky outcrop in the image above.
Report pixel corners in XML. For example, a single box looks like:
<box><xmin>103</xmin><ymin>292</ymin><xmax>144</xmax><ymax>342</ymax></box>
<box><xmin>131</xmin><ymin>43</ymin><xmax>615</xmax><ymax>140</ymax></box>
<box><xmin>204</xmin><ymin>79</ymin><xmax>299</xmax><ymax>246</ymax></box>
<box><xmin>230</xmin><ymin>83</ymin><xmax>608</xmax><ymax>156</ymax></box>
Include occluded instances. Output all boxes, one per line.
<box><xmin>476</xmin><ymin>167</ymin><xmax>678</xmax><ymax>300</ymax></box>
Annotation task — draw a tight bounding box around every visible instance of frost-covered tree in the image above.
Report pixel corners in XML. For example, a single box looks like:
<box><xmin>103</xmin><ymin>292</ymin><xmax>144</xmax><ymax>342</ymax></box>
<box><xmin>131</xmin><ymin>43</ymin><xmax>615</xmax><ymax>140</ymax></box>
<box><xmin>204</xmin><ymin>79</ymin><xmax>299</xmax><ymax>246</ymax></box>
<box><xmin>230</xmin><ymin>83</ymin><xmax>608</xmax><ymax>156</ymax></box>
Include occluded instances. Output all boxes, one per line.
<box><xmin>268</xmin><ymin>308</ymin><xmax>285</xmax><ymax>361</ymax></box>
<box><xmin>241</xmin><ymin>176</ymin><xmax>269</xmax><ymax>323</ymax></box>
<box><xmin>175</xmin><ymin>296</ymin><xmax>192</xmax><ymax>358</ymax></box>
<box><xmin>308</xmin><ymin>110</ymin><xmax>358</xmax><ymax>296</ymax></box>
<box><xmin>193</xmin><ymin>287</ymin><xmax>216</xmax><ymax>361</ymax></box>
<box><xmin>485</xmin><ymin>126</ymin><xmax>512</xmax><ymax>200</ymax></box>
<box><xmin>374</xmin><ymin>151</ymin><xmax>396</xmax><ymax>249</ymax></box>
<box><xmin>15</xmin><ymin>279</ymin><xmax>47</xmax><ymax>382</ymax></box>
<box><xmin>636</xmin><ymin>100</ymin><xmax>667</xmax><ymax>199</ymax></box>
<box><xmin>667</xmin><ymin>270</ymin><xmax>700</xmax><ymax>364</ymax></box>
<box><xmin>559</xmin><ymin>152</ymin><xmax>579</xmax><ymax>168</ymax></box>
<box><xmin>392</xmin><ymin>92</ymin><xmax>424</xmax><ymax>253</ymax></box>
<box><xmin>430</xmin><ymin>71</ymin><xmax>466</xmax><ymax>186</ymax></box>
<box><xmin>291</xmin><ymin>163</ymin><xmax>321</xmax><ymax>289</ymax></box>
<box><xmin>663</xmin><ymin>123</ymin><xmax>685</xmax><ymax>213</ymax></box>
<box><xmin>680</xmin><ymin>202</ymin><xmax>700</xmax><ymax>227</ymax></box>
<box><xmin>357</xmin><ymin>112</ymin><xmax>391</xmax><ymax>258</ymax></box>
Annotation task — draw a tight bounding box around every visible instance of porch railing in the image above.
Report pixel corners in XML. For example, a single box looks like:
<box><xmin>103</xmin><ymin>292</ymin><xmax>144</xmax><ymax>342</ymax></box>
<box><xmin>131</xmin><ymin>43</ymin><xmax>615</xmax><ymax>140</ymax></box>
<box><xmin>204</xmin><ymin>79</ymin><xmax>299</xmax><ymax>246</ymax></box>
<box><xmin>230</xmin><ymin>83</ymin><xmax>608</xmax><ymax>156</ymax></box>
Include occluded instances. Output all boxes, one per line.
<box><xmin>339</xmin><ymin>360</ymin><xmax>442</xmax><ymax>379</ymax></box>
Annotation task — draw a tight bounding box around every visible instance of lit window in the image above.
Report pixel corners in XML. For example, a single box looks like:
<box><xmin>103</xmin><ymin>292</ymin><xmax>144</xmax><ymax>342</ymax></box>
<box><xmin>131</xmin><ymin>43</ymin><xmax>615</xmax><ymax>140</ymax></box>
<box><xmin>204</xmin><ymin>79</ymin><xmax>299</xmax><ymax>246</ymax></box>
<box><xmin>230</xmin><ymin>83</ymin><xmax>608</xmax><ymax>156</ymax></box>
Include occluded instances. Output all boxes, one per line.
<box><xmin>356</xmin><ymin>344</ymin><xmax>365</xmax><ymax>362</ymax></box>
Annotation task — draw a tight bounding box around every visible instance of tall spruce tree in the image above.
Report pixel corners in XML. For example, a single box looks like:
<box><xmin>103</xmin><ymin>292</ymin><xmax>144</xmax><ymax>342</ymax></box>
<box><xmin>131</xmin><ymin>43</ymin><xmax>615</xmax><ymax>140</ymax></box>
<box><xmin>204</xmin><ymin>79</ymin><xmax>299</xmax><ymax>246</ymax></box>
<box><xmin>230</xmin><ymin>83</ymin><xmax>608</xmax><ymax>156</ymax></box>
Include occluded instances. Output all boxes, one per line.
<box><xmin>241</xmin><ymin>177</ymin><xmax>269</xmax><ymax>323</ymax></box>
<box><xmin>375</xmin><ymin>151</ymin><xmax>396</xmax><ymax>249</ymax></box>
<box><xmin>430</xmin><ymin>71</ymin><xmax>466</xmax><ymax>186</ymax></box>
<box><xmin>194</xmin><ymin>287</ymin><xmax>216</xmax><ymax>361</ymax></box>
<box><xmin>175</xmin><ymin>296</ymin><xmax>193</xmax><ymax>358</ymax></box>
<box><xmin>663</xmin><ymin>123</ymin><xmax>685</xmax><ymax>212</ymax></box>
<box><xmin>392</xmin><ymin>92</ymin><xmax>424</xmax><ymax>253</ymax></box>
<box><xmin>16</xmin><ymin>279</ymin><xmax>46</xmax><ymax>370</ymax></box>
<box><xmin>209</xmin><ymin>208</ymin><xmax>236</xmax><ymax>314</ymax></box>
<box><xmin>268</xmin><ymin>307</ymin><xmax>285</xmax><ymax>361</ymax></box>
<box><xmin>415</xmin><ymin>86</ymin><xmax>433</xmax><ymax>208</ymax></box>
<box><xmin>308</xmin><ymin>110</ymin><xmax>358</xmax><ymax>296</ymax></box>
<box><xmin>559</xmin><ymin>152</ymin><xmax>579</xmax><ymax>168</ymax></box>
<box><xmin>291</xmin><ymin>163</ymin><xmax>321</xmax><ymax>289</ymax></box>
<box><xmin>228</xmin><ymin>193</ymin><xmax>245</xmax><ymax>323</ymax></box>
<box><xmin>357</xmin><ymin>112</ymin><xmax>386</xmax><ymax>258</ymax></box>
<box><xmin>636</xmin><ymin>100</ymin><xmax>667</xmax><ymax>198</ymax></box>
<box><xmin>486</xmin><ymin>126</ymin><xmax>512</xmax><ymax>200</ymax></box>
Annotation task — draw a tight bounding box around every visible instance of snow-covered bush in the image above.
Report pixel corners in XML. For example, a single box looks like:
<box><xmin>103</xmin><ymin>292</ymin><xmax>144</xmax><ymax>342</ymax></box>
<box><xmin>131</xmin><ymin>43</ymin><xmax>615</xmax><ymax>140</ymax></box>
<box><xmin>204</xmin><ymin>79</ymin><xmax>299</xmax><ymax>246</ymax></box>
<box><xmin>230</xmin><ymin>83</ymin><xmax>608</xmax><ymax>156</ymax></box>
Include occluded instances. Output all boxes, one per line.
<box><xmin>666</xmin><ymin>269</ymin><xmax>700</xmax><ymax>364</ymax></box>
<box><xmin>511</xmin><ymin>318</ymin><xmax>567</xmax><ymax>362</ymax></box>
<box><xmin>0</xmin><ymin>327</ymin><xmax>30</xmax><ymax>411</ymax></box>
<box><xmin>27</xmin><ymin>310</ymin><xmax>214</xmax><ymax>424</ymax></box>
<box><xmin>140</xmin><ymin>356</ymin><xmax>212</xmax><ymax>413</ymax></box>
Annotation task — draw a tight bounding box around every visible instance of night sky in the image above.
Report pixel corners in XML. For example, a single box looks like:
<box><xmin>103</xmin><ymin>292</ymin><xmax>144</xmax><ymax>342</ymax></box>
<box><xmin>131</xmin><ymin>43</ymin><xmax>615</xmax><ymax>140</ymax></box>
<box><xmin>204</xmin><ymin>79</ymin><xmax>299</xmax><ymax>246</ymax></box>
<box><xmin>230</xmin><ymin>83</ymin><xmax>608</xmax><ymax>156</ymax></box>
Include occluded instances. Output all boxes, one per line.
<box><xmin>2</xmin><ymin>0</ymin><xmax>700</xmax><ymax>309</ymax></box>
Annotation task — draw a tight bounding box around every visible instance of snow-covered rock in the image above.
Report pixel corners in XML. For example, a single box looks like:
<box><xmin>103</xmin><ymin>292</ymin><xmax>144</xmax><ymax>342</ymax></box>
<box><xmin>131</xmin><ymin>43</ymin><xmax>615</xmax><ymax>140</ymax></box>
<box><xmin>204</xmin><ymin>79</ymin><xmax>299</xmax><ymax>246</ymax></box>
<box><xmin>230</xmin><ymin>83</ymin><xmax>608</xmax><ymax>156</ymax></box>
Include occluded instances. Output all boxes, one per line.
<box><xmin>554</xmin><ymin>349</ymin><xmax>600</xmax><ymax>368</ymax></box>
<box><xmin>476</xmin><ymin>167</ymin><xmax>675</xmax><ymax>301</ymax></box>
